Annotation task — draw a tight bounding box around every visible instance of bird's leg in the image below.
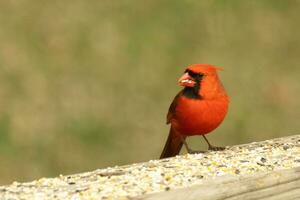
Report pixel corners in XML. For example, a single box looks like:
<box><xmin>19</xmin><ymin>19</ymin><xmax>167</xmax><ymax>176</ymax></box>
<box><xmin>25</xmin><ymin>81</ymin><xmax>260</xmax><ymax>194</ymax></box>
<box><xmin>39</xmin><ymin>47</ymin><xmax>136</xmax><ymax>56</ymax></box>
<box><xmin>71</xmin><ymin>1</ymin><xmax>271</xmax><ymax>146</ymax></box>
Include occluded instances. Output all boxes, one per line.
<box><xmin>181</xmin><ymin>137</ymin><xmax>205</xmax><ymax>154</ymax></box>
<box><xmin>202</xmin><ymin>135</ymin><xmax>225</xmax><ymax>151</ymax></box>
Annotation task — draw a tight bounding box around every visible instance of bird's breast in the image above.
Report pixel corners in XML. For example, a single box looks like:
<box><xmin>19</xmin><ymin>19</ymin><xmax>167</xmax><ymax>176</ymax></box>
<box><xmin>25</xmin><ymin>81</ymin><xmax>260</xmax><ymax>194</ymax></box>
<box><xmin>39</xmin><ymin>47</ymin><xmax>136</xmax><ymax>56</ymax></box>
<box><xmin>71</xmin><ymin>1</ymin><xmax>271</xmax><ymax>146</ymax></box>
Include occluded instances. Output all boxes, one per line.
<box><xmin>172</xmin><ymin>96</ymin><xmax>229</xmax><ymax>135</ymax></box>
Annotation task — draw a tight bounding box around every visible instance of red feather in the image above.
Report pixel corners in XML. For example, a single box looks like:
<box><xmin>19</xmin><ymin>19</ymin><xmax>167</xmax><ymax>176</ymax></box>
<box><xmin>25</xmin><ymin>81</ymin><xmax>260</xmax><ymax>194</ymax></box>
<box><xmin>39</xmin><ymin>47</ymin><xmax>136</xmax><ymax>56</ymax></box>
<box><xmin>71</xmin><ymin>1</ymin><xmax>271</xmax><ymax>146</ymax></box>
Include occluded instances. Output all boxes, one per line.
<box><xmin>160</xmin><ymin>64</ymin><xmax>229</xmax><ymax>159</ymax></box>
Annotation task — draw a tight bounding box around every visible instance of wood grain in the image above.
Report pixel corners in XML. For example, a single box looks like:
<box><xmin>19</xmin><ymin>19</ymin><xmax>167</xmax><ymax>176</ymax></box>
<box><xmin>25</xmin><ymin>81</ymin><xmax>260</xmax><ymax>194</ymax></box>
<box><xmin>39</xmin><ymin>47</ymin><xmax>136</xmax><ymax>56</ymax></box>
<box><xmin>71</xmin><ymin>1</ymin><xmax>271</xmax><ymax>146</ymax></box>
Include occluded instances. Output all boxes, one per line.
<box><xmin>139</xmin><ymin>167</ymin><xmax>300</xmax><ymax>200</ymax></box>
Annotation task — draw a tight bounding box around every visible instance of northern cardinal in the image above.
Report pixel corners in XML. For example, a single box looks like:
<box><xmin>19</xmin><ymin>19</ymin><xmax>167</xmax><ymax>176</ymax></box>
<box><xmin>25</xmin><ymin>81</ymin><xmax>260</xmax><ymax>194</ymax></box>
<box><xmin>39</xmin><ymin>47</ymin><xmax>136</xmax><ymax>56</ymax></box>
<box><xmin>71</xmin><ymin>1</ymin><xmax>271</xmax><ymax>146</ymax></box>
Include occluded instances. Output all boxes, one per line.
<box><xmin>160</xmin><ymin>64</ymin><xmax>229</xmax><ymax>159</ymax></box>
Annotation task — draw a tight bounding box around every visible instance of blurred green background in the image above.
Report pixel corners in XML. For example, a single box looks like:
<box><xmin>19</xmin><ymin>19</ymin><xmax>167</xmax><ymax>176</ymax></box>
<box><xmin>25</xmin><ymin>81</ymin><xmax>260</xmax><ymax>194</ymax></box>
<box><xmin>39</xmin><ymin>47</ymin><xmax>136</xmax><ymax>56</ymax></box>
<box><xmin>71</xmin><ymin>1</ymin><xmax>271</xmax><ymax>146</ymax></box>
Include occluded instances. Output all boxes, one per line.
<box><xmin>0</xmin><ymin>0</ymin><xmax>299</xmax><ymax>184</ymax></box>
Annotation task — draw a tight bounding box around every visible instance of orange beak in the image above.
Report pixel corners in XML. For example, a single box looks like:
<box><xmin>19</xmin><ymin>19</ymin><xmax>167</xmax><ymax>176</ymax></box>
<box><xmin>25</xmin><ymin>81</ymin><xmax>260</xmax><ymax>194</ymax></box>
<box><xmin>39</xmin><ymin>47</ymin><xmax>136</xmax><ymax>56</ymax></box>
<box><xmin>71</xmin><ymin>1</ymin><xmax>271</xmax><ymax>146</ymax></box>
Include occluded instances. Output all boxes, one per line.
<box><xmin>178</xmin><ymin>73</ymin><xmax>195</xmax><ymax>87</ymax></box>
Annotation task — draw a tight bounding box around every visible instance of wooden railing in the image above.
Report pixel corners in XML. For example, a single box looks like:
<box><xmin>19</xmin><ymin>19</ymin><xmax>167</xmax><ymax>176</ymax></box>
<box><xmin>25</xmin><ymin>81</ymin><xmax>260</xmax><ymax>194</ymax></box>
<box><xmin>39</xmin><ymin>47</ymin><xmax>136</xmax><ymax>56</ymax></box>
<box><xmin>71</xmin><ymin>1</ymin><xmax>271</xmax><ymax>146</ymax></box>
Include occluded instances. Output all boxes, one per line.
<box><xmin>0</xmin><ymin>135</ymin><xmax>299</xmax><ymax>200</ymax></box>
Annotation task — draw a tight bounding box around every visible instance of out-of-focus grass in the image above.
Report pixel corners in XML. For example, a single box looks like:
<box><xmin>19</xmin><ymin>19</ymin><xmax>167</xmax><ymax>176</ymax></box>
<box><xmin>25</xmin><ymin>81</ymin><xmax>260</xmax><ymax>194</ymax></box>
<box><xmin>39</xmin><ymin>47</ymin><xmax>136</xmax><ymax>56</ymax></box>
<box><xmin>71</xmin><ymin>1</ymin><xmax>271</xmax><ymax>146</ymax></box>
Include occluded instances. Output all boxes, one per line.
<box><xmin>0</xmin><ymin>0</ymin><xmax>300</xmax><ymax>184</ymax></box>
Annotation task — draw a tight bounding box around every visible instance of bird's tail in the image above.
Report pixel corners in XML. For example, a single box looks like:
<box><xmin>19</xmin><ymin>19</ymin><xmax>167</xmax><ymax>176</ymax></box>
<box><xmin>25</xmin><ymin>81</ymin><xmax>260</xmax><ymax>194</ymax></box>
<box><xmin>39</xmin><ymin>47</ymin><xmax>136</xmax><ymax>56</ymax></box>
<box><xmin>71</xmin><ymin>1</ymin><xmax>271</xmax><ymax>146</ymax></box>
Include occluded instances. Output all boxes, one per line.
<box><xmin>160</xmin><ymin>126</ymin><xmax>185</xmax><ymax>159</ymax></box>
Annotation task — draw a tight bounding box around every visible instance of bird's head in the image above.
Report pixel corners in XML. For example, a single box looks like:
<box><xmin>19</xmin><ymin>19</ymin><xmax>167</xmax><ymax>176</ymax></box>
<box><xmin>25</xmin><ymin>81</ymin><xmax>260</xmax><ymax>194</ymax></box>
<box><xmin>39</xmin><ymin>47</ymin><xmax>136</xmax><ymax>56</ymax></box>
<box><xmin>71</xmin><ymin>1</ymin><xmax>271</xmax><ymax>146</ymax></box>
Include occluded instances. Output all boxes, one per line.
<box><xmin>178</xmin><ymin>64</ymin><xmax>222</xmax><ymax>87</ymax></box>
<box><xmin>178</xmin><ymin>64</ymin><xmax>225</xmax><ymax>99</ymax></box>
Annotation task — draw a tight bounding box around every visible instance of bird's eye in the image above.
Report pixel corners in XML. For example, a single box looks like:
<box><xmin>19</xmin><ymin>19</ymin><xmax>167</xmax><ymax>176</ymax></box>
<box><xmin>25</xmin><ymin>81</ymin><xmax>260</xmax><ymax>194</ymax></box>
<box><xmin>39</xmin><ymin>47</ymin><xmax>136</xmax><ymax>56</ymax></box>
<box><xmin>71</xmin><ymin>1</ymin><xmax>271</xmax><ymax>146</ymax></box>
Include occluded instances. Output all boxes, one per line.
<box><xmin>187</xmin><ymin>70</ymin><xmax>197</xmax><ymax>78</ymax></box>
<box><xmin>196</xmin><ymin>73</ymin><xmax>204</xmax><ymax>79</ymax></box>
<box><xmin>184</xmin><ymin>70</ymin><xmax>204</xmax><ymax>80</ymax></box>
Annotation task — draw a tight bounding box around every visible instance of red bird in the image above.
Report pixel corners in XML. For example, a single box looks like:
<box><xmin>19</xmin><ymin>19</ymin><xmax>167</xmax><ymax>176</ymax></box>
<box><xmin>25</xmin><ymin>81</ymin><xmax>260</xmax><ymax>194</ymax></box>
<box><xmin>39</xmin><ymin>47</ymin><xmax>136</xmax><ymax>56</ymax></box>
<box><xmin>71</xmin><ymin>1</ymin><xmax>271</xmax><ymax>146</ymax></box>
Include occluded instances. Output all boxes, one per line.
<box><xmin>160</xmin><ymin>64</ymin><xmax>229</xmax><ymax>159</ymax></box>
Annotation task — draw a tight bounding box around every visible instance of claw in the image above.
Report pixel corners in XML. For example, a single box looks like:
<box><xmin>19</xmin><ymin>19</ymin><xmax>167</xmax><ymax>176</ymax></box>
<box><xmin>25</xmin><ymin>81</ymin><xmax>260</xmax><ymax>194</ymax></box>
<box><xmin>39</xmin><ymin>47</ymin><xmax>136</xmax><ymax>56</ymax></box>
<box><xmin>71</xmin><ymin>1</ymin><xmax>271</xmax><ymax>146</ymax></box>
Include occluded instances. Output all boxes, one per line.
<box><xmin>187</xmin><ymin>149</ymin><xmax>206</xmax><ymax>154</ymax></box>
<box><xmin>208</xmin><ymin>145</ymin><xmax>225</xmax><ymax>151</ymax></box>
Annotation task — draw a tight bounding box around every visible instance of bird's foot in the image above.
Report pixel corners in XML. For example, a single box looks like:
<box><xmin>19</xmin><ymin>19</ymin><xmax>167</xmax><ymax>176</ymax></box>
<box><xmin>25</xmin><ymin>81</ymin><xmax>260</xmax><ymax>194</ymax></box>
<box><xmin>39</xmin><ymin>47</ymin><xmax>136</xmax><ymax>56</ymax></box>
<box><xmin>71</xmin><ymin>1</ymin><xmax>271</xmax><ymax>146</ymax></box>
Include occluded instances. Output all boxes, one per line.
<box><xmin>208</xmin><ymin>145</ymin><xmax>225</xmax><ymax>151</ymax></box>
<box><xmin>187</xmin><ymin>149</ymin><xmax>206</xmax><ymax>154</ymax></box>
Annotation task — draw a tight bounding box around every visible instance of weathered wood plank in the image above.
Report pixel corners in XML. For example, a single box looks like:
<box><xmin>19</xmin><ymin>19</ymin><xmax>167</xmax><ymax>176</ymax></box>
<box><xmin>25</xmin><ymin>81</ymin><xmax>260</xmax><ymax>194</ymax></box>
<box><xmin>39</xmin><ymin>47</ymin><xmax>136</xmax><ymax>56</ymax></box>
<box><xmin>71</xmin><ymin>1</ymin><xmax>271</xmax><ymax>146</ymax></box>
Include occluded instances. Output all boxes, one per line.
<box><xmin>0</xmin><ymin>135</ymin><xmax>299</xmax><ymax>200</ymax></box>
<box><xmin>139</xmin><ymin>167</ymin><xmax>300</xmax><ymax>200</ymax></box>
